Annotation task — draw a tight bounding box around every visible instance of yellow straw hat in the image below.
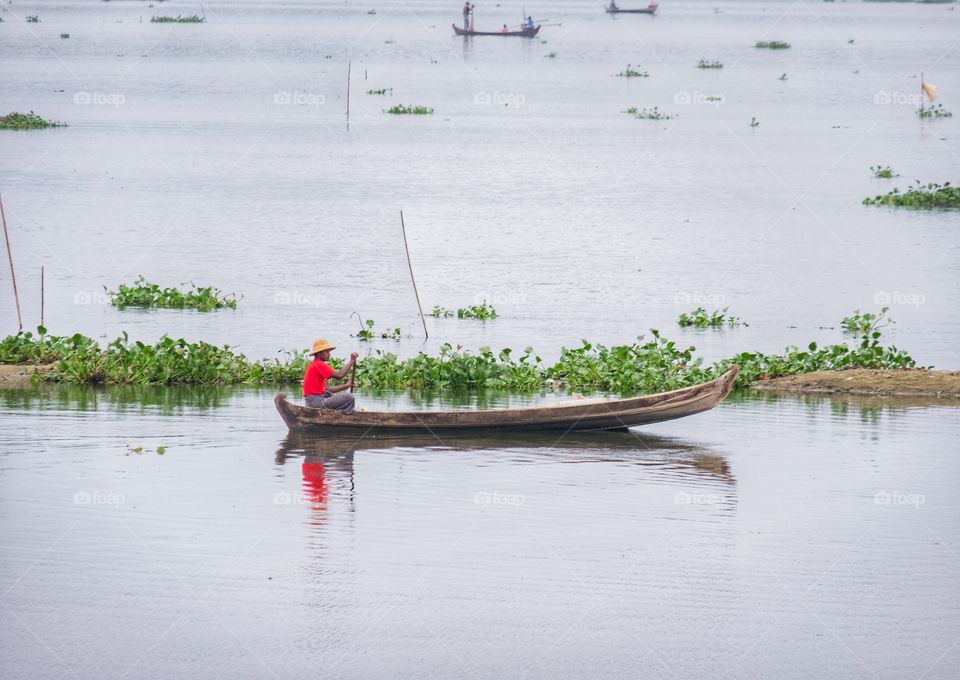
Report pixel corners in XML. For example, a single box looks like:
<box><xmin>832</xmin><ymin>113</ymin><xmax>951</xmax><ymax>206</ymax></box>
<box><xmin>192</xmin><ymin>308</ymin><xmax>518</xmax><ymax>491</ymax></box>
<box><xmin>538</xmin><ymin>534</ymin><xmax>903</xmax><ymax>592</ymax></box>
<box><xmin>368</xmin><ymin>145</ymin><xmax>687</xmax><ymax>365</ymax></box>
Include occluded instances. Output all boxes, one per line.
<box><xmin>309</xmin><ymin>338</ymin><xmax>336</xmax><ymax>355</ymax></box>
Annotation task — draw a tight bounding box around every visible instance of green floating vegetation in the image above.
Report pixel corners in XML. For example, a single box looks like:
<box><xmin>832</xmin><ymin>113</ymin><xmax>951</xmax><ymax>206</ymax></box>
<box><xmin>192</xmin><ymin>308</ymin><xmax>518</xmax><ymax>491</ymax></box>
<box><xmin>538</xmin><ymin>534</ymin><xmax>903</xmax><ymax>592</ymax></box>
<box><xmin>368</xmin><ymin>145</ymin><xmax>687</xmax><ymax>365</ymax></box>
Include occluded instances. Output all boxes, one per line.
<box><xmin>615</xmin><ymin>64</ymin><xmax>649</xmax><ymax>78</ymax></box>
<box><xmin>749</xmin><ymin>116</ymin><xmax>760</xmax><ymax>127</ymax></box>
<box><xmin>624</xmin><ymin>106</ymin><xmax>676</xmax><ymax>120</ymax></box>
<box><xmin>697</xmin><ymin>59</ymin><xmax>723</xmax><ymax>69</ymax></box>
<box><xmin>26</xmin><ymin>15</ymin><xmax>40</xmax><ymax>23</ymax></box>
<box><xmin>841</xmin><ymin>308</ymin><xmax>892</xmax><ymax>336</ymax></box>
<box><xmin>677</xmin><ymin>307</ymin><xmax>743</xmax><ymax>328</ymax></box>
<box><xmin>150</xmin><ymin>15</ymin><xmax>206</xmax><ymax>23</ymax></box>
<box><xmin>354</xmin><ymin>319</ymin><xmax>401</xmax><ymax>341</ymax></box>
<box><xmin>755</xmin><ymin>41</ymin><xmax>791</xmax><ymax>49</ymax></box>
<box><xmin>863</xmin><ymin>181</ymin><xmax>960</xmax><ymax>208</ymax></box>
<box><xmin>545</xmin><ymin>52</ymin><xmax>557</xmax><ymax>59</ymax></box>
<box><xmin>107</xmin><ymin>276</ymin><xmax>238</xmax><ymax>311</ymax></box>
<box><xmin>60</xmin><ymin>33</ymin><xmax>70</xmax><ymax>39</ymax></box>
<box><xmin>1</xmin><ymin>311</ymin><xmax>916</xmax><ymax>392</ymax></box>
<box><xmin>0</xmin><ymin>111</ymin><xmax>66</xmax><ymax>130</ymax></box>
<box><xmin>917</xmin><ymin>104</ymin><xmax>952</xmax><ymax>119</ymax></box>
<box><xmin>871</xmin><ymin>165</ymin><xmax>896</xmax><ymax>179</ymax></box>
<box><xmin>386</xmin><ymin>104</ymin><xmax>433</xmax><ymax>115</ymax></box>
<box><xmin>366</xmin><ymin>88</ymin><xmax>393</xmax><ymax>95</ymax></box>
<box><xmin>457</xmin><ymin>301</ymin><xmax>497</xmax><ymax>320</ymax></box>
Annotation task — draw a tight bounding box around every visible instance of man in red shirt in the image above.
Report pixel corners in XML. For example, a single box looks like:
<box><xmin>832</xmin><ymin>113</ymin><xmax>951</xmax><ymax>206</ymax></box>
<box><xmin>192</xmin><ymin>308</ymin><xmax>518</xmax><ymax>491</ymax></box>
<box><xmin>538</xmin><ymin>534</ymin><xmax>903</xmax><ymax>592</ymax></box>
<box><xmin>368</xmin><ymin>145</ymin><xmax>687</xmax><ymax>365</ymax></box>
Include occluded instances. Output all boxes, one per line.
<box><xmin>302</xmin><ymin>338</ymin><xmax>358</xmax><ymax>414</ymax></box>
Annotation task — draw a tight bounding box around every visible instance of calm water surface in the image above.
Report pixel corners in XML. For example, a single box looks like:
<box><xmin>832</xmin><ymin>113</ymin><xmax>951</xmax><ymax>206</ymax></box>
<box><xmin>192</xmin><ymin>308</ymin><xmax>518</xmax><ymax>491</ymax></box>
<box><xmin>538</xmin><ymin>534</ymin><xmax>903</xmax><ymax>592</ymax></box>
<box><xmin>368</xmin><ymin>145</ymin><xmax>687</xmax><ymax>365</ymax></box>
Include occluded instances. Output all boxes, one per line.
<box><xmin>2</xmin><ymin>387</ymin><xmax>960</xmax><ymax>678</ymax></box>
<box><xmin>2</xmin><ymin>1</ymin><xmax>960</xmax><ymax>678</ymax></box>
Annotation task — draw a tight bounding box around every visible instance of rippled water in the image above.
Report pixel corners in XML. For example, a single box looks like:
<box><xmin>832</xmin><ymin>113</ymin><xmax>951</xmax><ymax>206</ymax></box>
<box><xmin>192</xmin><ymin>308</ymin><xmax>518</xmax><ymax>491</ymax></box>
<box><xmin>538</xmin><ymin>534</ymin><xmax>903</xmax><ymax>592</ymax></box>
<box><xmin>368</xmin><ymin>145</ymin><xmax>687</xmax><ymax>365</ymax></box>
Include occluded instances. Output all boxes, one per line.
<box><xmin>1</xmin><ymin>0</ymin><xmax>958</xmax><ymax>367</ymax></box>
<box><xmin>2</xmin><ymin>1</ymin><xmax>960</xmax><ymax>677</ymax></box>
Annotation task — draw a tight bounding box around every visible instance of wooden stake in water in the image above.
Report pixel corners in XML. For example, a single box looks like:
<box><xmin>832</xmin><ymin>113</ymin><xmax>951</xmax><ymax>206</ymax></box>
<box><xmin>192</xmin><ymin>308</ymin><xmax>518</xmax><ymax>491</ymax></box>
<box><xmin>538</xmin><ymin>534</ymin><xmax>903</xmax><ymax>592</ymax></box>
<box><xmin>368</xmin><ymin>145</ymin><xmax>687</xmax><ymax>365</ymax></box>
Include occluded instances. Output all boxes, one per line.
<box><xmin>40</xmin><ymin>266</ymin><xmax>45</xmax><ymax>327</ymax></box>
<box><xmin>346</xmin><ymin>60</ymin><xmax>351</xmax><ymax>121</ymax></box>
<box><xmin>0</xmin><ymin>192</ymin><xmax>22</xmax><ymax>331</ymax></box>
<box><xmin>400</xmin><ymin>210</ymin><xmax>428</xmax><ymax>340</ymax></box>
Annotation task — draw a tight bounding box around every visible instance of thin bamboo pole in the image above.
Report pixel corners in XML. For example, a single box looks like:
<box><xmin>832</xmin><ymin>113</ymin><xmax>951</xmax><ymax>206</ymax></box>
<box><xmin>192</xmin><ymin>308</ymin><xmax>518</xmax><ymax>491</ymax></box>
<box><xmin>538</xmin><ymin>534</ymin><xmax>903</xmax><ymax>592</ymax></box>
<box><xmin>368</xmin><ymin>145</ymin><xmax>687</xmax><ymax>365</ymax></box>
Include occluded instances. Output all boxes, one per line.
<box><xmin>0</xmin><ymin>192</ymin><xmax>22</xmax><ymax>331</ymax></box>
<box><xmin>346</xmin><ymin>60</ymin><xmax>351</xmax><ymax>121</ymax></box>
<box><xmin>400</xmin><ymin>211</ymin><xmax>428</xmax><ymax>339</ymax></box>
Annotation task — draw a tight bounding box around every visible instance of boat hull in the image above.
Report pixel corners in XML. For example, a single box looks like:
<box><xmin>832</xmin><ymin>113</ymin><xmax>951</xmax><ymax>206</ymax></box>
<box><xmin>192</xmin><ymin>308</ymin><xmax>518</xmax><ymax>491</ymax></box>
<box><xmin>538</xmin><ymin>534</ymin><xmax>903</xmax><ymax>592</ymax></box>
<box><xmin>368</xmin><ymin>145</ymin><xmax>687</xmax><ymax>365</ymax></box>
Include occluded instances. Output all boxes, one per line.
<box><xmin>453</xmin><ymin>23</ymin><xmax>541</xmax><ymax>37</ymax></box>
<box><xmin>605</xmin><ymin>7</ymin><xmax>658</xmax><ymax>13</ymax></box>
<box><xmin>275</xmin><ymin>366</ymin><xmax>739</xmax><ymax>434</ymax></box>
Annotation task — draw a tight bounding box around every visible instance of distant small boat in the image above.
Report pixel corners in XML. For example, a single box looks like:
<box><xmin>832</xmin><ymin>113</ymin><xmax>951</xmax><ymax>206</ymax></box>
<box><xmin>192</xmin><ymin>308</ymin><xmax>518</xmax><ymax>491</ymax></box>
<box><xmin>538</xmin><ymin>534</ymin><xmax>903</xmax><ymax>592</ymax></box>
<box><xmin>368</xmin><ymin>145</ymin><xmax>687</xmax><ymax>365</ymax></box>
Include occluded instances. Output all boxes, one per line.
<box><xmin>275</xmin><ymin>366</ymin><xmax>739</xmax><ymax>434</ymax></box>
<box><xmin>453</xmin><ymin>23</ymin><xmax>541</xmax><ymax>37</ymax></box>
<box><xmin>605</xmin><ymin>3</ymin><xmax>659</xmax><ymax>14</ymax></box>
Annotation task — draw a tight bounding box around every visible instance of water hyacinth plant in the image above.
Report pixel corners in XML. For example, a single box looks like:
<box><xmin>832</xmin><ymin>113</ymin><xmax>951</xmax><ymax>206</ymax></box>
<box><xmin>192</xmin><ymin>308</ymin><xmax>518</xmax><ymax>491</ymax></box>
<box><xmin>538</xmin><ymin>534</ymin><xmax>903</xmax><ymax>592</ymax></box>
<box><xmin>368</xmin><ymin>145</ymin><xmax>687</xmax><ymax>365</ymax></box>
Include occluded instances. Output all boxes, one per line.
<box><xmin>457</xmin><ymin>301</ymin><xmax>497</xmax><ymax>320</ymax></box>
<box><xmin>366</xmin><ymin>88</ymin><xmax>393</xmax><ymax>95</ymax></box>
<box><xmin>106</xmin><ymin>276</ymin><xmax>238</xmax><ymax>311</ymax></box>
<box><xmin>755</xmin><ymin>41</ymin><xmax>791</xmax><ymax>49</ymax></box>
<box><xmin>386</xmin><ymin>104</ymin><xmax>434</xmax><ymax>115</ymax></box>
<box><xmin>862</xmin><ymin>181</ymin><xmax>960</xmax><ymax>208</ymax></box>
<box><xmin>624</xmin><ymin>106</ymin><xmax>676</xmax><ymax>120</ymax></box>
<box><xmin>430</xmin><ymin>305</ymin><xmax>454</xmax><ymax>318</ymax></box>
<box><xmin>1</xmin><ymin>311</ymin><xmax>917</xmax><ymax>393</ymax></box>
<box><xmin>151</xmin><ymin>15</ymin><xmax>206</xmax><ymax>23</ymax></box>
<box><xmin>871</xmin><ymin>165</ymin><xmax>896</xmax><ymax>178</ymax></box>
<box><xmin>0</xmin><ymin>111</ymin><xmax>66</xmax><ymax>130</ymax></box>
<box><xmin>26</xmin><ymin>15</ymin><xmax>40</xmax><ymax>23</ymax></box>
<box><xmin>697</xmin><ymin>59</ymin><xmax>723</xmax><ymax>69</ymax></box>
<box><xmin>917</xmin><ymin>104</ymin><xmax>952</xmax><ymax>119</ymax></box>
<box><xmin>353</xmin><ymin>319</ymin><xmax>402</xmax><ymax>341</ymax></box>
<box><xmin>677</xmin><ymin>307</ymin><xmax>743</xmax><ymax>328</ymax></box>
<box><xmin>615</xmin><ymin>64</ymin><xmax>649</xmax><ymax>78</ymax></box>
<box><xmin>841</xmin><ymin>308</ymin><xmax>892</xmax><ymax>336</ymax></box>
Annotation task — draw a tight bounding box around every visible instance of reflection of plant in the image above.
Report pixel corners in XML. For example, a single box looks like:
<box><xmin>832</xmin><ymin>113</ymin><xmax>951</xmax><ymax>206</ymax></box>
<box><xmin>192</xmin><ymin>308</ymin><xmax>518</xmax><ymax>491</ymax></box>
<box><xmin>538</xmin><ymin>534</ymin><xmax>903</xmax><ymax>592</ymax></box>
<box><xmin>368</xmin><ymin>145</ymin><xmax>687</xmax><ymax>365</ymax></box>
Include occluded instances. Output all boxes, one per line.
<box><xmin>677</xmin><ymin>307</ymin><xmax>743</xmax><ymax>328</ymax></box>
<box><xmin>863</xmin><ymin>181</ymin><xmax>960</xmax><ymax>208</ymax></box>
<box><xmin>917</xmin><ymin>104</ymin><xmax>952</xmax><ymax>119</ymax></box>
<box><xmin>624</xmin><ymin>106</ymin><xmax>676</xmax><ymax>120</ymax></box>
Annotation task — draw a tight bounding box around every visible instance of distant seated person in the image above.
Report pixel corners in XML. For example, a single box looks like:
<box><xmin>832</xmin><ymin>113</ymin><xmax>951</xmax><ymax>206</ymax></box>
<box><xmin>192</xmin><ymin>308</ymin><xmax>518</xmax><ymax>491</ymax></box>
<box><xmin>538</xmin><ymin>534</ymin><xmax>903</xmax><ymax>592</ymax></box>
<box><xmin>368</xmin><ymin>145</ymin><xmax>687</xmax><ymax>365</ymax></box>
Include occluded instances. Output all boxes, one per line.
<box><xmin>302</xmin><ymin>338</ymin><xmax>358</xmax><ymax>414</ymax></box>
<box><xmin>501</xmin><ymin>23</ymin><xmax>509</xmax><ymax>33</ymax></box>
<box><xmin>526</xmin><ymin>15</ymin><xmax>534</xmax><ymax>28</ymax></box>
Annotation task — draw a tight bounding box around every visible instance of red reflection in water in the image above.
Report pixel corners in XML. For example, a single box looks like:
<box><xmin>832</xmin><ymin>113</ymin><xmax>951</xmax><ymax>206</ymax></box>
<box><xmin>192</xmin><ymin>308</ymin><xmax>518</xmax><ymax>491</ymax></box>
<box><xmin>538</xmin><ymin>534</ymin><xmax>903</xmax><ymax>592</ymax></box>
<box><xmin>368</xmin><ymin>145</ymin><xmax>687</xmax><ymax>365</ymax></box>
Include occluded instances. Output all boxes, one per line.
<box><xmin>301</xmin><ymin>461</ymin><xmax>327</xmax><ymax>509</ymax></box>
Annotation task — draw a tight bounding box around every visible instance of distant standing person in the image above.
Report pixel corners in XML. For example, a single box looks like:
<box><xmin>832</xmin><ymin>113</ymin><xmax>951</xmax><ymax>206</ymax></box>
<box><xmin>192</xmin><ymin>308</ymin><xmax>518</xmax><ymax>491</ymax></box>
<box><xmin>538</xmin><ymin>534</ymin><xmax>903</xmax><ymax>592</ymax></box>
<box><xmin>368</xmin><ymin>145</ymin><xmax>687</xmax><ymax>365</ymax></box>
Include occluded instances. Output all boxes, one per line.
<box><xmin>463</xmin><ymin>2</ymin><xmax>472</xmax><ymax>29</ymax></box>
<box><xmin>302</xmin><ymin>338</ymin><xmax>357</xmax><ymax>414</ymax></box>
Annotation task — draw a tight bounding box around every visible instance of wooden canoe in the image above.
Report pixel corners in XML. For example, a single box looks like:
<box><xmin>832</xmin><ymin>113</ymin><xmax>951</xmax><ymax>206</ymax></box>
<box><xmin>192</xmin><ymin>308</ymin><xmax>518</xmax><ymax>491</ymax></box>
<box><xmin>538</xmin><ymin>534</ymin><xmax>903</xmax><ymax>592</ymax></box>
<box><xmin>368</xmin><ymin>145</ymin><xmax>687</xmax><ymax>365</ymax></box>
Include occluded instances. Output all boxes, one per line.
<box><xmin>275</xmin><ymin>365</ymin><xmax>738</xmax><ymax>434</ymax></box>
<box><xmin>605</xmin><ymin>5</ymin><xmax>658</xmax><ymax>13</ymax></box>
<box><xmin>453</xmin><ymin>23</ymin><xmax>541</xmax><ymax>37</ymax></box>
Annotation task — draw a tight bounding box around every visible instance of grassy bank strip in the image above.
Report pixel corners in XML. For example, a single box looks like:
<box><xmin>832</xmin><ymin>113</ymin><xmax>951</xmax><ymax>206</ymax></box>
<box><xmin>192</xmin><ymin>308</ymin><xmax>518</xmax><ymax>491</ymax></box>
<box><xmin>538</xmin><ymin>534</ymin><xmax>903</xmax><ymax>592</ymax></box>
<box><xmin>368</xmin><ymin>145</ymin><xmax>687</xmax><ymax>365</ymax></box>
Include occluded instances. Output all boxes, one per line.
<box><xmin>0</xmin><ymin>312</ymin><xmax>916</xmax><ymax>392</ymax></box>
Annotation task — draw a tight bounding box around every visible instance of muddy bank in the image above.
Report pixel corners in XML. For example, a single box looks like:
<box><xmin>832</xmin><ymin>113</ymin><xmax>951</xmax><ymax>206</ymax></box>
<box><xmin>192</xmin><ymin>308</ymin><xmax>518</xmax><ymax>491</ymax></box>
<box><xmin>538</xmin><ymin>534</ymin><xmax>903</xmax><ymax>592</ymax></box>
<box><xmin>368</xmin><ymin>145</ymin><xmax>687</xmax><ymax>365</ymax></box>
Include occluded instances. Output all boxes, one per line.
<box><xmin>0</xmin><ymin>364</ymin><xmax>56</xmax><ymax>387</ymax></box>
<box><xmin>754</xmin><ymin>368</ymin><xmax>960</xmax><ymax>398</ymax></box>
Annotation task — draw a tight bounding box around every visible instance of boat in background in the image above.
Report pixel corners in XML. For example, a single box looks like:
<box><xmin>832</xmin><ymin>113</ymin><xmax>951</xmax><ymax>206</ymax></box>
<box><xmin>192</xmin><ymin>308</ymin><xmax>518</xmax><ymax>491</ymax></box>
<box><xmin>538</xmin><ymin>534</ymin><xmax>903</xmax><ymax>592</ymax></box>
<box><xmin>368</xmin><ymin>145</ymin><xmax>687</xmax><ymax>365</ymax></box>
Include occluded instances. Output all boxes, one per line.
<box><xmin>605</xmin><ymin>1</ymin><xmax>659</xmax><ymax>14</ymax></box>
<box><xmin>453</xmin><ymin>23</ymin><xmax>541</xmax><ymax>37</ymax></box>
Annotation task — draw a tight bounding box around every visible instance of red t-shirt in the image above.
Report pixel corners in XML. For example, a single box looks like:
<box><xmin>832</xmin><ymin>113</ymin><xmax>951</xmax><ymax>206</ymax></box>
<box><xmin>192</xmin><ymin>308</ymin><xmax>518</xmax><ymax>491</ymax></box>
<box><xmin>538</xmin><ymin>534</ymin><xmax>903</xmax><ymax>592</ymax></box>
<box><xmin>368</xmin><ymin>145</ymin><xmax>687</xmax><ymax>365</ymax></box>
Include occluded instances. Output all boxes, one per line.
<box><xmin>302</xmin><ymin>359</ymin><xmax>335</xmax><ymax>396</ymax></box>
